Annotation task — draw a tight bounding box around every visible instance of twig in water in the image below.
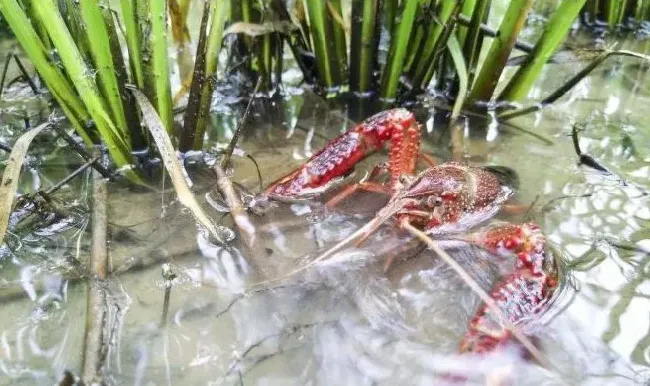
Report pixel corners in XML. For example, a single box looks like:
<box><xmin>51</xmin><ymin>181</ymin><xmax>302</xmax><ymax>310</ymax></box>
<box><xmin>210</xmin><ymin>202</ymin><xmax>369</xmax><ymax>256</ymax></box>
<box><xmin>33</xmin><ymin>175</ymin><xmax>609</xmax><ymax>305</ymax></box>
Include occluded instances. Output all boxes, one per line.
<box><xmin>220</xmin><ymin>78</ymin><xmax>262</xmax><ymax>170</ymax></box>
<box><xmin>571</xmin><ymin>123</ymin><xmax>612</xmax><ymax>174</ymax></box>
<box><xmin>12</xmin><ymin>54</ymin><xmax>40</xmax><ymax>96</ymax></box>
<box><xmin>0</xmin><ymin>142</ymin><xmax>12</xmax><ymax>152</ymax></box>
<box><xmin>51</xmin><ymin>124</ymin><xmax>112</xmax><ymax>178</ymax></box>
<box><xmin>456</xmin><ymin>14</ymin><xmax>535</xmax><ymax>53</ymax></box>
<box><xmin>0</xmin><ymin>53</ymin><xmax>12</xmax><ymax>99</ymax></box>
<box><xmin>160</xmin><ymin>263</ymin><xmax>177</xmax><ymax>327</ymax></box>
<box><xmin>81</xmin><ymin>168</ymin><xmax>110</xmax><ymax>384</ymax></box>
<box><xmin>44</xmin><ymin>155</ymin><xmax>101</xmax><ymax>195</ymax></box>
<box><xmin>400</xmin><ymin>220</ymin><xmax>562</xmax><ymax>377</ymax></box>
<box><xmin>213</xmin><ymin>165</ymin><xmax>263</xmax><ymax>276</ymax></box>
<box><xmin>571</xmin><ymin>124</ymin><xmax>648</xmax><ymax>196</ymax></box>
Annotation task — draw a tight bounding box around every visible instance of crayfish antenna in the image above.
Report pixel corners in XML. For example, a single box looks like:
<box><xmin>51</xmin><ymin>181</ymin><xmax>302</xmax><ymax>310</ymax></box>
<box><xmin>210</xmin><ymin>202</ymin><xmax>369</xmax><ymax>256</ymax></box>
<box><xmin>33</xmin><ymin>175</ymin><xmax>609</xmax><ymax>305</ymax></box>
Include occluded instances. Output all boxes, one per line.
<box><xmin>315</xmin><ymin>198</ymin><xmax>407</xmax><ymax>261</ymax></box>
<box><xmin>247</xmin><ymin>200</ymin><xmax>405</xmax><ymax>290</ymax></box>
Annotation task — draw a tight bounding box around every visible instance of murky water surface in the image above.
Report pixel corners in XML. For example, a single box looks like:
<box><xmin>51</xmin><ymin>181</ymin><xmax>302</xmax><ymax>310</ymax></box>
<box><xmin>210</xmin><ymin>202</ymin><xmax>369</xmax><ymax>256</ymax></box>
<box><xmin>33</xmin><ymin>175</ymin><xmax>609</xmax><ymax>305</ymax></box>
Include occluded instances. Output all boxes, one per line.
<box><xmin>2</xmin><ymin>7</ymin><xmax>650</xmax><ymax>386</ymax></box>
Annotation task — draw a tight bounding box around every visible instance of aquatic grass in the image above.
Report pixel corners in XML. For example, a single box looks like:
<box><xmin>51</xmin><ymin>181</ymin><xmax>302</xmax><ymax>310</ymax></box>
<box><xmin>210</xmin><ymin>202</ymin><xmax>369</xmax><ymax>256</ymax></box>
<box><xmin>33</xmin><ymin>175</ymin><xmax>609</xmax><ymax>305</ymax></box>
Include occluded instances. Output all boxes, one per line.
<box><xmin>460</xmin><ymin>0</ymin><xmax>491</xmax><ymax>86</ymax></box>
<box><xmin>456</xmin><ymin>0</ymin><xmax>478</xmax><ymax>48</ymax></box>
<box><xmin>30</xmin><ymin>0</ymin><xmax>133</xmax><ymax>168</ymax></box>
<box><xmin>499</xmin><ymin>0</ymin><xmax>587</xmax><ymax>102</ymax></box>
<box><xmin>582</xmin><ymin>0</ymin><xmax>650</xmax><ymax>27</ymax></box>
<box><xmin>0</xmin><ymin>0</ymin><xmax>92</xmax><ymax>142</ymax></box>
<box><xmin>120</xmin><ymin>0</ymin><xmax>145</xmax><ymax>88</ymax></box>
<box><xmin>350</xmin><ymin>0</ymin><xmax>381</xmax><ymax>94</ymax></box>
<box><xmin>379</xmin><ymin>0</ymin><xmax>419</xmax><ymax>100</ymax></box>
<box><xmin>447</xmin><ymin>36</ymin><xmax>468</xmax><ymax>121</ymax></box>
<box><xmin>329</xmin><ymin>0</ymin><xmax>348</xmax><ymax>83</ymax></box>
<box><xmin>408</xmin><ymin>0</ymin><xmax>462</xmax><ymax>91</ymax></box>
<box><xmin>144</xmin><ymin>0</ymin><xmax>174</xmax><ymax>135</ymax></box>
<box><xmin>466</xmin><ymin>0</ymin><xmax>535</xmax><ymax>106</ymax></box>
<box><xmin>305</xmin><ymin>0</ymin><xmax>343</xmax><ymax>90</ymax></box>
<box><xmin>79</xmin><ymin>0</ymin><xmax>131</xmax><ymax>142</ymax></box>
<box><xmin>180</xmin><ymin>0</ymin><xmax>229</xmax><ymax>151</ymax></box>
<box><xmin>498</xmin><ymin>49</ymin><xmax>650</xmax><ymax>121</ymax></box>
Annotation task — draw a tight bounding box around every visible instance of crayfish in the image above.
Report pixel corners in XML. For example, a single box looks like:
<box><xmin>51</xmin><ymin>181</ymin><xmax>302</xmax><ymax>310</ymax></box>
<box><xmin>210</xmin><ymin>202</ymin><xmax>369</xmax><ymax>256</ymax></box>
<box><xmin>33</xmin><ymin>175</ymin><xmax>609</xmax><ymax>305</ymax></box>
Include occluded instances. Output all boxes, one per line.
<box><xmin>262</xmin><ymin>109</ymin><xmax>562</xmax><ymax>362</ymax></box>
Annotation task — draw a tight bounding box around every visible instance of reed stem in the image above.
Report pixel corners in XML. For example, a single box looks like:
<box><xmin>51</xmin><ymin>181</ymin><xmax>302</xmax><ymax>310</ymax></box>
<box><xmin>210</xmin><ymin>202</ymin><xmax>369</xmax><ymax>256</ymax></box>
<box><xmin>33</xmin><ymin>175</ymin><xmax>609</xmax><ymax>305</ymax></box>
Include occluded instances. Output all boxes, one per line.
<box><xmin>466</xmin><ymin>0</ymin><xmax>534</xmax><ymax>106</ymax></box>
<box><xmin>147</xmin><ymin>0</ymin><xmax>173</xmax><ymax>134</ymax></box>
<box><xmin>379</xmin><ymin>0</ymin><xmax>419</xmax><ymax>100</ymax></box>
<box><xmin>350</xmin><ymin>0</ymin><xmax>381</xmax><ymax>94</ymax></box>
<box><xmin>305</xmin><ymin>0</ymin><xmax>342</xmax><ymax>89</ymax></box>
<box><xmin>499</xmin><ymin>0</ymin><xmax>587</xmax><ymax>102</ymax></box>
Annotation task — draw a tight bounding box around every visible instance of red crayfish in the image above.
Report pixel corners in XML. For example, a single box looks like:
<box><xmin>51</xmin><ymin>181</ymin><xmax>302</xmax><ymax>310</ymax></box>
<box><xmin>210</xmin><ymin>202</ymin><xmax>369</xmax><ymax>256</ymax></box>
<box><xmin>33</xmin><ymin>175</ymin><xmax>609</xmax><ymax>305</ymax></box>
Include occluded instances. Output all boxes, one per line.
<box><xmin>263</xmin><ymin>109</ymin><xmax>561</xmax><ymax>360</ymax></box>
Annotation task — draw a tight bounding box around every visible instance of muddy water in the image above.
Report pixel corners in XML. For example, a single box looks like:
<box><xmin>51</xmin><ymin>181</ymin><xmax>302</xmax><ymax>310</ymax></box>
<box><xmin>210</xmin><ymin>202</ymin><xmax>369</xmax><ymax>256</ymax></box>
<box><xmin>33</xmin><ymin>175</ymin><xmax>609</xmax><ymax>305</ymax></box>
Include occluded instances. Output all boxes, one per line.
<box><xmin>2</xmin><ymin>14</ymin><xmax>650</xmax><ymax>386</ymax></box>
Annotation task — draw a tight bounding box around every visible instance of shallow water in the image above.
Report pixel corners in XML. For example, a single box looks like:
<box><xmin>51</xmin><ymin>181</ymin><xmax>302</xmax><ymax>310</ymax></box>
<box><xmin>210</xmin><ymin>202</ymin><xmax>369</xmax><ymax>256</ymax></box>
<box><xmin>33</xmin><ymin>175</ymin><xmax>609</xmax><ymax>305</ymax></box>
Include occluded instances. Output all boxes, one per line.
<box><xmin>2</xmin><ymin>6</ymin><xmax>650</xmax><ymax>386</ymax></box>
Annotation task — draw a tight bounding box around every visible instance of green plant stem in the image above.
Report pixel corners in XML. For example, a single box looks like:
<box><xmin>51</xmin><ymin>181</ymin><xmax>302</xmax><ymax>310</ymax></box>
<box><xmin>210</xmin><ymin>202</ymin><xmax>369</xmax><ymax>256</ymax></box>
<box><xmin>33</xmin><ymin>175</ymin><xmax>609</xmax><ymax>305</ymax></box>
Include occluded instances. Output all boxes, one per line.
<box><xmin>383</xmin><ymin>0</ymin><xmax>398</xmax><ymax>33</ymax></box>
<box><xmin>32</xmin><ymin>0</ymin><xmax>133</xmax><ymax>169</ymax></box>
<box><xmin>59</xmin><ymin>0</ymin><xmax>92</xmax><ymax>62</ymax></box>
<box><xmin>147</xmin><ymin>0</ymin><xmax>173</xmax><ymax>134</ymax></box>
<box><xmin>499</xmin><ymin>0</ymin><xmax>587</xmax><ymax>102</ymax></box>
<box><xmin>589</xmin><ymin>0</ymin><xmax>600</xmax><ymax>24</ymax></box>
<box><xmin>22</xmin><ymin>0</ymin><xmax>52</xmax><ymax>51</ymax></box>
<box><xmin>305</xmin><ymin>0</ymin><xmax>341</xmax><ymax>89</ymax></box>
<box><xmin>270</xmin><ymin>0</ymin><xmax>314</xmax><ymax>82</ymax></box>
<box><xmin>0</xmin><ymin>0</ymin><xmax>90</xmax><ymax>137</ymax></box>
<box><xmin>379</xmin><ymin>0</ymin><xmax>419</xmax><ymax>100</ymax></box>
<box><xmin>461</xmin><ymin>0</ymin><xmax>491</xmax><ymax>86</ymax></box>
<box><xmin>466</xmin><ymin>0</ymin><xmax>534</xmax><ymax>106</ymax></box>
<box><xmin>261</xmin><ymin>34</ymin><xmax>273</xmax><ymax>89</ymax></box>
<box><xmin>420</xmin><ymin>3</ymin><xmax>463</xmax><ymax>89</ymax></box>
<box><xmin>329</xmin><ymin>0</ymin><xmax>348</xmax><ymax>82</ymax></box>
<box><xmin>350</xmin><ymin>0</ymin><xmax>380</xmax><ymax>94</ymax></box>
<box><xmin>409</xmin><ymin>0</ymin><xmax>460</xmax><ymax>91</ymax></box>
<box><xmin>79</xmin><ymin>0</ymin><xmax>130</xmax><ymax>142</ymax></box>
<box><xmin>120</xmin><ymin>0</ymin><xmax>145</xmax><ymax>88</ymax></box>
<box><xmin>456</xmin><ymin>0</ymin><xmax>477</xmax><ymax>48</ymax></box>
<box><xmin>194</xmin><ymin>0</ymin><xmax>229</xmax><ymax>149</ymax></box>
<box><xmin>181</xmin><ymin>0</ymin><xmax>229</xmax><ymax>151</ymax></box>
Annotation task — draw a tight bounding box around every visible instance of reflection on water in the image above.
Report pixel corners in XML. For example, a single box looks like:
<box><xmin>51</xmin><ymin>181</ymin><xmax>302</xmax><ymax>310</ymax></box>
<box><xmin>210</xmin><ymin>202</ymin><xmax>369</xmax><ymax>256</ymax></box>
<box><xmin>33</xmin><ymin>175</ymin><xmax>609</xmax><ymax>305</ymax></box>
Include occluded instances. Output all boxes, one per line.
<box><xmin>2</xmin><ymin>18</ymin><xmax>650</xmax><ymax>386</ymax></box>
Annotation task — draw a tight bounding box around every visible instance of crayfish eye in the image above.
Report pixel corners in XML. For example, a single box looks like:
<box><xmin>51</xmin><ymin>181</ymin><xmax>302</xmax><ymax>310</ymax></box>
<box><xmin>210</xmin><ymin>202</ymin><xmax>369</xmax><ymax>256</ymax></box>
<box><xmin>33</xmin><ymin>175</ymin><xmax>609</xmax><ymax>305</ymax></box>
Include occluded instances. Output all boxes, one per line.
<box><xmin>427</xmin><ymin>196</ymin><xmax>442</xmax><ymax>208</ymax></box>
<box><xmin>398</xmin><ymin>175</ymin><xmax>411</xmax><ymax>185</ymax></box>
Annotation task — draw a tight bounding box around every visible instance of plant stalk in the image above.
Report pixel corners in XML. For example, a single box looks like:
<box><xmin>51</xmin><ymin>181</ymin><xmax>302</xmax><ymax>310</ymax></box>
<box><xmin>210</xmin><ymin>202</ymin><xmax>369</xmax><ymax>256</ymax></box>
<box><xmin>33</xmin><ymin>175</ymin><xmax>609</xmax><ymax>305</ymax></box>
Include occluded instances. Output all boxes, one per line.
<box><xmin>81</xmin><ymin>168</ymin><xmax>109</xmax><ymax>384</ymax></box>
<box><xmin>350</xmin><ymin>0</ymin><xmax>381</xmax><ymax>94</ymax></box>
<box><xmin>466</xmin><ymin>0</ymin><xmax>534</xmax><ymax>106</ymax></box>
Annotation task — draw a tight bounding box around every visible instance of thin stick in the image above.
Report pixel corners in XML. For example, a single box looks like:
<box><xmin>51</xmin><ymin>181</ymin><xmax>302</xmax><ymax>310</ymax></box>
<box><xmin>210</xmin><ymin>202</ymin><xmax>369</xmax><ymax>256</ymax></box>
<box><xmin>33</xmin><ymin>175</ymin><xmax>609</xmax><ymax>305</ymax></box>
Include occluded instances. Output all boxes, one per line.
<box><xmin>400</xmin><ymin>220</ymin><xmax>558</xmax><ymax>373</ymax></box>
<box><xmin>52</xmin><ymin>124</ymin><xmax>112</xmax><ymax>178</ymax></box>
<box><xmin>0</xmin><ymin>142</ymin><xmax>12</xmax><ymax>153</ymax></box>
<box><xmin>214</xmin><ymin>165</ymin><xmax>254</xmax><ymax>245</ymax></box>
<box><xmin>81</xmin><ymin>168</ymin><xmax>109</xmax><ymax>384</ymax></box>
<box><xmin>0</xmin><ymin>53</ymin><xmax>12</xmax><ymax>99</ymax></box>
<box><xmin>456</xmin><ymin>14</ymin><xmax>535</xmax><ymax>54</ymax></box>
<box><xmin>213</xmin><ymin>164</ymin><xmax>262</xmax><ymax>276</ymax></box>
<box><xmin>220</xmin><ymin>78</ymin><xmax>262</xmax><ymax>170</ymax></box>
<box><xmin>12</xmin><ymin>54</ymin><xmax>40</xmax><ymax>96</ymax></box>
<box><xmin>45</xmin><ymin>155</ymin><xmax>101</xmax><ymax>195</ymax></box>
<box><xmin>248</xmin><ymin>197</ymin><xmax>407</xmax><ymax>289</ymax></box>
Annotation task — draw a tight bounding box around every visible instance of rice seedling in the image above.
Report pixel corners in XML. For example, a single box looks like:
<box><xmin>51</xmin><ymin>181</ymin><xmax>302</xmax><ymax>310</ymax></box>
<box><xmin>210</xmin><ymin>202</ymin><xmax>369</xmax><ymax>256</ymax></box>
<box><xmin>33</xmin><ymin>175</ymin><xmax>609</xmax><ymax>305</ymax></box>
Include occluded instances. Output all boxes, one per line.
<box><xmin>0</xmin><ymin>0</ymin><xmax>231</xmax><ymax>175</ymax></box>
<box><xmin>582</xmin><ymin>0</ymin><xmax>650</xmax><ymax>27</ymax></box>
<box><xmin>271</xmin><ymin>0</ymin><xmax>588</xmax><ymax>116</ymax></box>
<box><xmin>1</xmin><ymin>0</ymin><xmax>647</xmax><ymax>185</ymax></box>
